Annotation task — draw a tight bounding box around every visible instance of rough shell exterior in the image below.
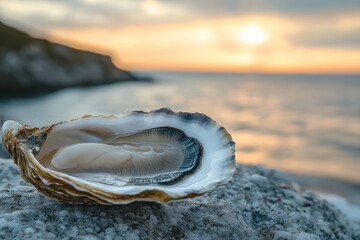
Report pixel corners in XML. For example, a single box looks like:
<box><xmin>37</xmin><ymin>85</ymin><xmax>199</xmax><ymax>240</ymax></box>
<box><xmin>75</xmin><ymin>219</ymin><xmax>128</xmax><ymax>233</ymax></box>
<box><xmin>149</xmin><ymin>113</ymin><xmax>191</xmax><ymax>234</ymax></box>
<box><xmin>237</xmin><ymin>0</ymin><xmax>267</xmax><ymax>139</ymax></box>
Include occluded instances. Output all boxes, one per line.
<box><xmin>2</xmin><ymin>108</ymin><xmax>236</xmax><ymax>204</ymax></box>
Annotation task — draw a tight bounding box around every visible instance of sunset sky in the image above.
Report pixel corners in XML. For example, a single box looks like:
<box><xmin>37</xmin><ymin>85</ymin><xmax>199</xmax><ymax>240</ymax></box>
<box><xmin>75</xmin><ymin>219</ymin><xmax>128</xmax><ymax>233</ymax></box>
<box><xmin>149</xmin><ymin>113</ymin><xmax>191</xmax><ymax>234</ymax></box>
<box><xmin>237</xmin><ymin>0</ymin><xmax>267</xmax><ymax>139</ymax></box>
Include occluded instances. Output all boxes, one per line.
<box><xmin>1</xmin><ymin>0</ymin><xmax>360</xmax><ymax>73</ymax></box>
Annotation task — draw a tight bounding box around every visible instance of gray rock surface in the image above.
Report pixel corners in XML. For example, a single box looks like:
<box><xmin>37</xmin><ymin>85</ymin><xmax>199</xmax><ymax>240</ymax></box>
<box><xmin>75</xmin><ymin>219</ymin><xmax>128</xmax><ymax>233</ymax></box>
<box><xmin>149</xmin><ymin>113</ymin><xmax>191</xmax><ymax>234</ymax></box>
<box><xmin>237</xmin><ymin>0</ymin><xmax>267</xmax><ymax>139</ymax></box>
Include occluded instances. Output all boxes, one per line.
<box><xmin>0</xmin><ymin>22</ymin><xmax>144</xmax><ymax>95</ymax></box>
<box><xmin>0</xmin><ymin>159</ymin><xmax>359</xmax><ymax>240</ymax></box>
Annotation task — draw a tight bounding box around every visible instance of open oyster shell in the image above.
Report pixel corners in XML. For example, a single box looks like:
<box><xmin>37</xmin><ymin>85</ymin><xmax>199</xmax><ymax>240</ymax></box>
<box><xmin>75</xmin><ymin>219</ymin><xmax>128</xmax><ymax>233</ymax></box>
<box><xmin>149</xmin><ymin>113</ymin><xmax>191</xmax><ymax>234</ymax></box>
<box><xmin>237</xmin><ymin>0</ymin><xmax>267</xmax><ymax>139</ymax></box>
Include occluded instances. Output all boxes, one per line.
<box><xmin>2</xmin><ymin>108</ymin><xmax>235</xmax><ymax>204</ymax></box>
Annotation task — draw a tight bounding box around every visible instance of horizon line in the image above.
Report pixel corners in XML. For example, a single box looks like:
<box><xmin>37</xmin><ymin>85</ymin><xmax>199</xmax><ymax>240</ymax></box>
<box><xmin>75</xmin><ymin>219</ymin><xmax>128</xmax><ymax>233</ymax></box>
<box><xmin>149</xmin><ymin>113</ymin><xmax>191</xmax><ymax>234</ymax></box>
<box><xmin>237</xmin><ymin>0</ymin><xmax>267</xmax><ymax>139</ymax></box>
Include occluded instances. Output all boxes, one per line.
<box><xmin>129</xmin><ymin>68</ymin><xmax>360</xmax><ymax>76</ymax></box>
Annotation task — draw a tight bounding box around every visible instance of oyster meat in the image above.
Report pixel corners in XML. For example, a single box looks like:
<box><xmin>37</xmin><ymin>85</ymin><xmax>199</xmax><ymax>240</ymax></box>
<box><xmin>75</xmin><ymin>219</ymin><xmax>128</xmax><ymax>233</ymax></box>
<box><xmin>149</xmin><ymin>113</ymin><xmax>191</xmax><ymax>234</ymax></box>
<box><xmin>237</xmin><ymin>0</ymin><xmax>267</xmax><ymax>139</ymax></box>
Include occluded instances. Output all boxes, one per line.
<box><xmin>2</xmin><ymin>108</ymin><xmax>235</xmax><ymax>204</ymax></box>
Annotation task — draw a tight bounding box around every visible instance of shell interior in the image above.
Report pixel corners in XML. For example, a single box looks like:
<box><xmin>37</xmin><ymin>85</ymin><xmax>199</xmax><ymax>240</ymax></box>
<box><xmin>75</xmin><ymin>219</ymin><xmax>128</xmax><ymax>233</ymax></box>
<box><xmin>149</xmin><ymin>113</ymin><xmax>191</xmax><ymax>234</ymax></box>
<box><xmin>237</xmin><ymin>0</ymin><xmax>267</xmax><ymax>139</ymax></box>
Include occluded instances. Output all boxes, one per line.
<box><xmin>37</xmin><ymin>127</ymin><xmax>202</xmax><ymax>186</ymax></box>
<box><xmin>2</xmin><ymin>108</ymin><xmax>236</xmax><ymax>204</ymax></box>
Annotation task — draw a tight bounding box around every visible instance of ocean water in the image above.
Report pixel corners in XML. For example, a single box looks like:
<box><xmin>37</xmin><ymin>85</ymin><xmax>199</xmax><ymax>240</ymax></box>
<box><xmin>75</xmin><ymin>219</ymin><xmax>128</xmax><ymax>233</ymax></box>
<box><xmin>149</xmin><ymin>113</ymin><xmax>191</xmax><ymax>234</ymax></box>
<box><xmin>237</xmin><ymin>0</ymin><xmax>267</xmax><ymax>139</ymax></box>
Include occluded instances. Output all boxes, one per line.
<box><xmin>0</xmin><ymin>71</ymin><xmax>359</xmax><ymax>183</ymax></box>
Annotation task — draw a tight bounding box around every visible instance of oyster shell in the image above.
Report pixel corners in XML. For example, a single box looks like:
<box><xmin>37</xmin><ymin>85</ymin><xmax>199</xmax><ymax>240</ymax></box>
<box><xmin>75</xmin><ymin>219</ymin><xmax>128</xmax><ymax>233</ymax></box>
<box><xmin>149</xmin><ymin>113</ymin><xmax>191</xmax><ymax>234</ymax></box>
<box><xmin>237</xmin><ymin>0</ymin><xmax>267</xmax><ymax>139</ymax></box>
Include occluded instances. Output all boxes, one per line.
<box><xmin>2</xmin><ymin>108</ymin><xmax>235</xmax><ymax>204</ymax></box>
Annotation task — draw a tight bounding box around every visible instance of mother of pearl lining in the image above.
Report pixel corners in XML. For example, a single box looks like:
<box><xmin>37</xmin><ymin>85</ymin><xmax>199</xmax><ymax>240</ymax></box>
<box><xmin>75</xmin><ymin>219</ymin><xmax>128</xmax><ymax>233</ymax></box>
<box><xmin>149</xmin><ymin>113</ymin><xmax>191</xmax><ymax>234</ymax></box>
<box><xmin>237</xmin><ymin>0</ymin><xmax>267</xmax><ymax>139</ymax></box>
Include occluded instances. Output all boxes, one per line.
<box><xmin>50</xmin><ymin>142</ymin><xmax>183</xmax><ymax>175</ymax></box>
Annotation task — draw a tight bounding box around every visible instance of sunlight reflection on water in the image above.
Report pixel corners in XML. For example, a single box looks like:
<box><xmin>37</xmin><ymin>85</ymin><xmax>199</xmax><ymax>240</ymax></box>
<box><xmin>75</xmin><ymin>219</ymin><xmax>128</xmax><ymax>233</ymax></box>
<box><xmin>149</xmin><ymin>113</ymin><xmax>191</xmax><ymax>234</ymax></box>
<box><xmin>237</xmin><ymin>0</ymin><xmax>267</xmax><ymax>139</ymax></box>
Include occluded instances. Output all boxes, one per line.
<box><xmin>0</xmin><ymin>72</ymin><xmax>359</xmax><ymax>182</ymax></box>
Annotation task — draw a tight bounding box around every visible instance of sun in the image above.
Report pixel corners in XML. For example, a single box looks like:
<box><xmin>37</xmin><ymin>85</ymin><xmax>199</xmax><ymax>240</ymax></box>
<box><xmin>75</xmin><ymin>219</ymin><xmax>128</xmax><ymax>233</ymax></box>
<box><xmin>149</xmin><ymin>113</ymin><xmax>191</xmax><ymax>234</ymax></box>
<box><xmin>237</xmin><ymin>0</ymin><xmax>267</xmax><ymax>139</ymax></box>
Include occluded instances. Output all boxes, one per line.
<box><xmin>235</xmin><ymin>24</ymin><xmax>268</xmax><ymax>45</ymax></box>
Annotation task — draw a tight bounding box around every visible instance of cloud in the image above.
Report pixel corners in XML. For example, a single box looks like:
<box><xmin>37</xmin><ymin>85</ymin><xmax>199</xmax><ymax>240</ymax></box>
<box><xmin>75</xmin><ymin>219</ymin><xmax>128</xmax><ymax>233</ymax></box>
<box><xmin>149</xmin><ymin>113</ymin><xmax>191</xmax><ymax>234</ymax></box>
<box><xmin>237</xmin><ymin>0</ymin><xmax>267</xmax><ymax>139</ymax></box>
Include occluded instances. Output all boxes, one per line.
<box><xmin>1</xmin><ymin>0</ymin><xmax>360</xmax><ymax>31</ymax></box>
<box><xmin>292</xmin><ymin>30</ymin><xmax>360</xmax><ymax>48</ymax></box>
<box><xmin>0</xmin><ymin>0</ymin><xmax>132</xmax><ymax>28</ymax></box>
<box><xmin>0</xmin><ymin>0</ymin><xmax>189</xmax><ymax>30</ymax></box>
<box><xmin>165</xmin><ymin>0</ymin><xmax>360</xmax><ymax>16</ymax></box>
<box><xmin>289</xmin><ymin>28</ymin><xmax>360</xmax><ymax>48</ymax></box>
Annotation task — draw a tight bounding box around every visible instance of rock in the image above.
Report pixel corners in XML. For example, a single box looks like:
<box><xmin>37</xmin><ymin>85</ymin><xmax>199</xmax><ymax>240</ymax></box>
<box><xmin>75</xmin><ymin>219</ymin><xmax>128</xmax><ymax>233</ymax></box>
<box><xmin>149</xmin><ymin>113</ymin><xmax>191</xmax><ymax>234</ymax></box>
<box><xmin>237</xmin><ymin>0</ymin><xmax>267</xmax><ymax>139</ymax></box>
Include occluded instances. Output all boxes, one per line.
<box><xmin>0</xmin><ymin>159</ymin><xmax>358</xmax><ymax>239</ymax></box>
<box><xmin>0</xmin><ymin>22</ymin><xmax>148</xmax><ymax>96</ymax></box>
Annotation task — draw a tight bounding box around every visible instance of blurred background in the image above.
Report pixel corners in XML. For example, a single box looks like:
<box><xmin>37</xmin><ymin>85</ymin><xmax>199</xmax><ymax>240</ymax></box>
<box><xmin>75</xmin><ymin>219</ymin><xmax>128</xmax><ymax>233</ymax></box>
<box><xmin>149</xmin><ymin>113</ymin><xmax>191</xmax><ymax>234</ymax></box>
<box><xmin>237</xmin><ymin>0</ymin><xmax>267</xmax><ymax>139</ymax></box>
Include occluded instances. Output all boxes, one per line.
<box><xmin>0</xmin><ymin>0</ymin><xmax>359</xmax><ymax>218</ymax></box>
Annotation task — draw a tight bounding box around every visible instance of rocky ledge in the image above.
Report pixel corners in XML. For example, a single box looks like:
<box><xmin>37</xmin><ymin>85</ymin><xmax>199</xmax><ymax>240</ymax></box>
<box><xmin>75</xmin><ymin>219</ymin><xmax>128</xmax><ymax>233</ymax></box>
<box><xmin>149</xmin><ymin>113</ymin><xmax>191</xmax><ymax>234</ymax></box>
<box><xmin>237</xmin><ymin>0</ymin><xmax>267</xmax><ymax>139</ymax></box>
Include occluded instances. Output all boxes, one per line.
<box><xmin>0</xmin><ymin>159</ymin><xmax>358</xmax><ymax>240</ymax></box>
<box><xmin>0</xmin><ymin>22</ymin><xmax>147</xmax><ymax>96</ymax></box>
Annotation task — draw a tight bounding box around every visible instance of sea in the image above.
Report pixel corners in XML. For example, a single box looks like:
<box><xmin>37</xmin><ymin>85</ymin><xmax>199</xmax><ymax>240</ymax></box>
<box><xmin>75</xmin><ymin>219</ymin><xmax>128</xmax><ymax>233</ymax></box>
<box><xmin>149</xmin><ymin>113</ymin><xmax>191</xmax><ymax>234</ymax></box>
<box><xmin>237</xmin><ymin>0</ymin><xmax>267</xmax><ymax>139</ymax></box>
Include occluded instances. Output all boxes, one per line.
<box><xmin>0</xmin><ymin>71</ymin><xmax>359</xmax><ymax>201</ymax></box>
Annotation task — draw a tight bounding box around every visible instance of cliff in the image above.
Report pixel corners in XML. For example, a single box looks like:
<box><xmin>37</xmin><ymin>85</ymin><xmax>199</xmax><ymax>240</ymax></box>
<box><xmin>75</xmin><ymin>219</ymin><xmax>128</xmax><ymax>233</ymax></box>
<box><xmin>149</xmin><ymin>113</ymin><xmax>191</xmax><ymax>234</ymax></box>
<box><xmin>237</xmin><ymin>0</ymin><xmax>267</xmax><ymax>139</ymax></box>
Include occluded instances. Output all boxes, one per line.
<box><xmin>0</xmin><ymin>22</ymin><xmax>144</xmax><ymax>95</ymax></box>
